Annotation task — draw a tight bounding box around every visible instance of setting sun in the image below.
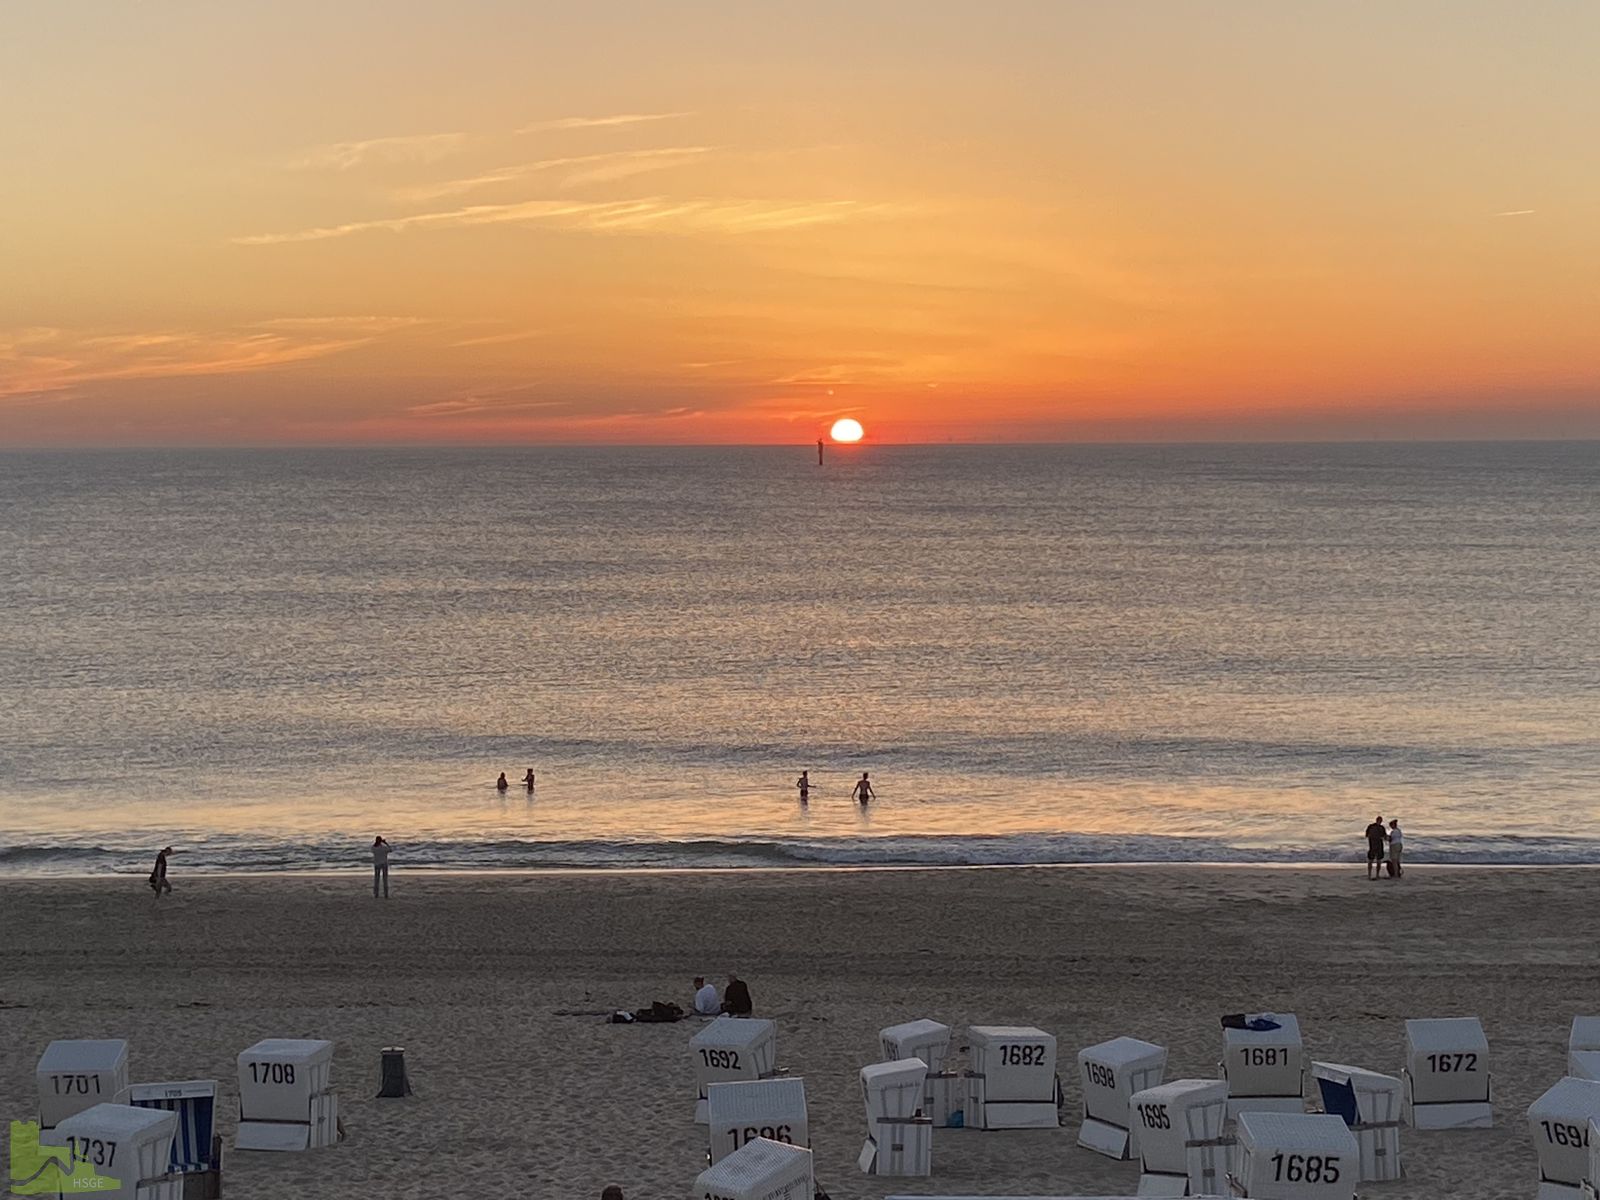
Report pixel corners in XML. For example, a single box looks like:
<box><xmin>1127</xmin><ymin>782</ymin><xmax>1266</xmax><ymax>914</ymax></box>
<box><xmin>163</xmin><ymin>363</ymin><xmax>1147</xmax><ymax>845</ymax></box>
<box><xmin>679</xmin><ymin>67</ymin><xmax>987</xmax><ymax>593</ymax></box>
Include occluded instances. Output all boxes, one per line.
<box><xmin>830</xmin><ymin>418</ymin><xmax>864</xmax><ymax>443</ymax></box>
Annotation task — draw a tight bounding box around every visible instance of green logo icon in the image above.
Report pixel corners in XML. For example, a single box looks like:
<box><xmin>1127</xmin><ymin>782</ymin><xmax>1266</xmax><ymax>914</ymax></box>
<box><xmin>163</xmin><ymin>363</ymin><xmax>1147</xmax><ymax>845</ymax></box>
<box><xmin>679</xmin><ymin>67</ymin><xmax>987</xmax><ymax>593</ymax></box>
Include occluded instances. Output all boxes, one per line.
<box><xmin>9</xmin><ymin>1121</ymin><xmax>120</xmax><ymax>1194</ymax></box>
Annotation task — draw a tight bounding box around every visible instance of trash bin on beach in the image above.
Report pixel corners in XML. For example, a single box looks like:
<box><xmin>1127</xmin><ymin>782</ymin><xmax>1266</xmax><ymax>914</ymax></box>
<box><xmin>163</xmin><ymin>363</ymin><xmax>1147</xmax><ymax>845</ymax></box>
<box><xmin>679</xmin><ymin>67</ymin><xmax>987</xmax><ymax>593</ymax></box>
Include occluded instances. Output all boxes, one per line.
<box><xmin>1077</xmin><ymin>1036</ymin><xmax>1167</xmax><ymax>1159</ymax></box>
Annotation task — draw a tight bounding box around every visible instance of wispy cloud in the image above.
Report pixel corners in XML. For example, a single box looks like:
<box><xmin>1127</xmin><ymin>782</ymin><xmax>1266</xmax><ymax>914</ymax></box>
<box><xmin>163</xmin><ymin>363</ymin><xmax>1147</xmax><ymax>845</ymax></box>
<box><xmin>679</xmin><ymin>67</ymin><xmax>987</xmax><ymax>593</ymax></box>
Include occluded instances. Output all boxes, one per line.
<box><xmin>255</xmin><ymin>315</ymin><xmax>431</xmax><ymax>331</ymax></box>
<box><xmin>449</xmin><ymin>329</ymin><xmax>546</xmax><ymax>348</ymax></box>
<box><xmin>291</xmin><ymin>132</ymin><xmax>474</xmax><ymax>170</ymax></box>
<box><xmin>516</xmin><ymin>111</ymin><xmax>693</xmax><ymax>134</ymax></box>
<box><xmin>400</xmin><ymin>147</ymin><xmax>715</xmax><ymax>202</ymax></box>
<box><xmin>235</xmin><ymin>196</ymin><xmax>893</xmax><ymax>245</ymax></box>
<box><xmin>1494</xmin><ymin>209</ymin><xmax>1536</xmax><ymax>217</ymax></box>
<box><xmin>0</xmin><ymin>324</ymin><xmax>386</xmax><ymax>401</ymax></box>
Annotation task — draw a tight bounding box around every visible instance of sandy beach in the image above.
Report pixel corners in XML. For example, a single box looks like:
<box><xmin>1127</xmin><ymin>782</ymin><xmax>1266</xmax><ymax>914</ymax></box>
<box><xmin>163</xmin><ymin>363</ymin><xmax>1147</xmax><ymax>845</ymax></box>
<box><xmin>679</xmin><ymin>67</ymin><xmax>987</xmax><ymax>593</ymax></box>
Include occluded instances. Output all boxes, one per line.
<box><xmin>2</xmin><ymin>865</ymin><xmax>1596</xmax><ymax>1198</ymax></box>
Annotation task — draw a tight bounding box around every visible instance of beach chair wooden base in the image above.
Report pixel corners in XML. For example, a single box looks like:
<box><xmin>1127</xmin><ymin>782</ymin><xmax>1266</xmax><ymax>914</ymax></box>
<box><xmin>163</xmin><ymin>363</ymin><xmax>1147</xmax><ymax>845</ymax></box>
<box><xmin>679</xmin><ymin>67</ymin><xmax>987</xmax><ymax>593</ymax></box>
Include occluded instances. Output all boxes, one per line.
<box><xmin>1078</xmin><ymin>1115</ymin><xmax>1133</xmax><ymax>1159</ymax></box>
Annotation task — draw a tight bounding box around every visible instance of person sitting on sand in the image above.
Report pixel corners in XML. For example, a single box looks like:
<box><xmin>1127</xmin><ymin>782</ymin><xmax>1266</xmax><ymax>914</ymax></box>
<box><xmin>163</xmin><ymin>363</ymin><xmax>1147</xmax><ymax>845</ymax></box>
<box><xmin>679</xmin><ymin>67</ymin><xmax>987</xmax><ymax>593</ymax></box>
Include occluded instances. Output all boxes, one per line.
<box><xmin>720</xmin><ymin>973</ymin><xmax>753</xmax><ymax>1016</ymax></box>
<box><xmin>149</xmin><ymin>846</ymin><xmax>173</xmax><ymax>899</ymax></box>
<box><xmin>1365</xmin><ymin>815</ymin><xmax>1387</xmax><ymax>880</ymax></box>
<box><xmin>522</xmin><ymin>768</ymin><xmax>536</xmax><ymax>791</ymax></box>
<box><xmin>601</xmin><ymin>1188</ymin><xmax>623</xmax><ymax>1200</ymax></box>
<box><xmin>496</xmin><ymin>772</ymin><xmax>509</xmax><ymax>792</ymax></box>
<box><xmin>693</xmin><ymin>976</ymin><xmax>720</xmax><ymax>1015</ymax></box>
<box><xmin>852</xmin><ymin>772</ymin><xmax>875</xmax><ymax>805</ymax></box>
<box><xmin>1388</xmin><ymin>819</ymin><xmax>1404</xmax><ymax>878</ymax></box>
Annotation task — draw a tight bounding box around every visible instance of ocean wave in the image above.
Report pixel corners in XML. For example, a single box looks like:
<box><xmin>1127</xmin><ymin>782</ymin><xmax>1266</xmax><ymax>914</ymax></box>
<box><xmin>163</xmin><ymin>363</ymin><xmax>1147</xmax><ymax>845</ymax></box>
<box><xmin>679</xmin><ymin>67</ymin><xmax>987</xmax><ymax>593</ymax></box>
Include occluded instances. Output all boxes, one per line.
<box><xmin>4</xmin><ymin>832</ymin><xmax>1600</xmax><ymax>875</ymax></box>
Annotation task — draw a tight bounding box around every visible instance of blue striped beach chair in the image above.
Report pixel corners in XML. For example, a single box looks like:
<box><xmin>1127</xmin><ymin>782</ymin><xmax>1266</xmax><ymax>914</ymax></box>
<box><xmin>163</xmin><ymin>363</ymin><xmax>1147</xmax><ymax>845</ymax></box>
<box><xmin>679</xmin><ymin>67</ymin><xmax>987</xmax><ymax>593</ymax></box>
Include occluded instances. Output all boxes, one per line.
<box><xmin>126</xmin><ymin>1081</ymin><xmax>224</xmax><ymax>1199</ymax></box>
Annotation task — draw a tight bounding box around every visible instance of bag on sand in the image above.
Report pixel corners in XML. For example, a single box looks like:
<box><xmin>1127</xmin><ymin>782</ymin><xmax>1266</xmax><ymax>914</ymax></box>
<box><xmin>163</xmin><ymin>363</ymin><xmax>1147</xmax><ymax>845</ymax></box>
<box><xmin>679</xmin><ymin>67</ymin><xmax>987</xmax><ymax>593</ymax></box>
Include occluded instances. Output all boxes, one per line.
<box><xmin>1385</xmin><ymin>859</ymin><xmax>1397</xmax><ymax>878</ymax></box>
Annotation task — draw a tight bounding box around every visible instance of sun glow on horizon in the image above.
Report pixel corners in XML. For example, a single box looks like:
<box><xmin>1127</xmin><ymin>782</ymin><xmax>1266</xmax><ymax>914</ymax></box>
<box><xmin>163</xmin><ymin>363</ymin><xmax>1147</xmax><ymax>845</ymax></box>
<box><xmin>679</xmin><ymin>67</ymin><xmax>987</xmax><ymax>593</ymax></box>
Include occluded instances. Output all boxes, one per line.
<box><xmin>829</xmin><ymin>418</ymin><xmax>864</xmax><ymax>443</ymax></box>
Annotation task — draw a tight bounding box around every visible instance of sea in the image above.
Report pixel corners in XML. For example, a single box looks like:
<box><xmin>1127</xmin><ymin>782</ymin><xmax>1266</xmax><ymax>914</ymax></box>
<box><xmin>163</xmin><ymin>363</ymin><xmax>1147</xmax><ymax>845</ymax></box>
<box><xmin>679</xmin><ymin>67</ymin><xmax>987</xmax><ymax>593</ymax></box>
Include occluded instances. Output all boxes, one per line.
<box><xmin>1</xmin><ymin>443</ymin><xmax>1597</xmax><ymax>876</ymax></box>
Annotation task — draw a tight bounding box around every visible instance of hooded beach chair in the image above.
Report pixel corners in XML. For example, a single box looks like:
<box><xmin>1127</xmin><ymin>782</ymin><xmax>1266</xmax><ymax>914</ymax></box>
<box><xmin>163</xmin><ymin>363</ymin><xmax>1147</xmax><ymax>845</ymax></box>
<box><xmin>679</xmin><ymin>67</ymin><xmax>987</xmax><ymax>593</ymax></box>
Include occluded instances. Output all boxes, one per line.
<box><xmin>235</xmin><ymin>1038</ymin><xmax>338</xmax><ymax>1151</ymax></box>
<box><xmin>1528</xmin><ymin>1076</ymin><xmax>1600</xmax><ymax>1200</ymax></box>
<box><xmin>1221</xmin><ymin>1014</ymin><xmax>1306</xmax><ymax>1119</ymax></box>
<box><xmin>705</xmin><ymin>1077</ymin><xmax>808</xmax><ymax>1167</ymax></box>
<box><xmin>965</xmin><ymin>1025</ymin><xmax>1059</xmax><ymax>1129</ymax></box>
<box><xmin>1230</xmin><ymin>1111</ymin><xmax>1359</xmax><ymax>1199</ymax></box>
<box><xmin>859</xmin><ymin>1057</ymin><xmax>932</xmax><ymax>1176</ymax></box>
<box><xmin>880</xmin><ymin>1018</ymin><xmax>960</xmax><ymax>1126</ymax></box>
<box><xmin>1077</xmin><ymin>1036</ymin><xmax>1167</xmax><ymax>1159</ymax></box>
<box><xmin>126</xmin><ymin>1081</ymin><xmax>223</xmax><ymax>1199</ymax></box>
<box><xmin>1402</xmin><ymin>1017</ymin><xmax>1491</xmax><ymax>1129</ymax></box>
<box><xmin>41</xmin><ymin>1102</ymin><xmax>181</xmax><ymax>1200</ymax></box>
<box><xmin>690</xmin><ymin>1016</ymin><xmax>778</xmax><ymax>1123</ymax></box>
<box><xmin>693</xmin><ymin>1136</ymin><xmax>813</xmax><ymax>1200</ymax></box>
<box><xmin>1130</xmin><ymin>1077</ymin><xmax>1231</xmax><ymax>1196</ymax></box>
<box><xmin>1311</xmin><ymin>1062</ymin><xmax>1401</xmax><ymax>1181</ymax></box>
<box><xmin>37</xmin><ymin>1039</ymin><xmax>130</xmax><ymax>1130</ymax></box>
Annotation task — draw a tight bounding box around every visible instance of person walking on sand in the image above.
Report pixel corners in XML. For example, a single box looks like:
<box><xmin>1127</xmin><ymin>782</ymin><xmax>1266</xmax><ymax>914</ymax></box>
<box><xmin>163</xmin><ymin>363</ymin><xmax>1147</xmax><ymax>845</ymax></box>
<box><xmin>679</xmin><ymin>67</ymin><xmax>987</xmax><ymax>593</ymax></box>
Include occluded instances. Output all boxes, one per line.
<box><xmin>1365</xmin><ymin>815</ymin><xmax>1387</xmax><ymax>880</ymax></box>
<box><xmin>149</xmin><ymin>846</ymin><xmax>173</xmax><ymax>899</ymax></box>
<box><xmin>1387</xmin><ymin>819</ymin><xmax>1404</xmax><ymax>878</ymax></box>
<box><xmin>522</xmin><ymin>768</ymin><xmax>536</xmax><ymax>792</ymax></box>
<box><xmin>496</xmin><ymin>772</ymin><xmax>509</xmax><ymax>793</ymax></box>
<box><xmin>852</xmin><ymin>772</ymin><xmax>875</xmax><ymax>805</ymax></box>
<box><xmin>795</xmin><ymin>770</ymin><xmax>812</xmax><ymax>803</ymax></box>
<box><xmin>373</xmin><ymin>836</ymin><xmax>391</xmax><ymax>898</ymax></box>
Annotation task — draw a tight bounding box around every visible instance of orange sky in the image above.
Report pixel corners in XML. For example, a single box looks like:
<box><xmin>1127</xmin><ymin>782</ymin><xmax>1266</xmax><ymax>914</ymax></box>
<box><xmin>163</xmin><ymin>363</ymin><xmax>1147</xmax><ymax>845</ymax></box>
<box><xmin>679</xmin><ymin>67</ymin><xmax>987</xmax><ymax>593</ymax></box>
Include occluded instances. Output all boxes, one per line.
<box><xmin>3</xmin><ymin>2</ymin><xmax>1598</xmax><ymax>445</ymax></box>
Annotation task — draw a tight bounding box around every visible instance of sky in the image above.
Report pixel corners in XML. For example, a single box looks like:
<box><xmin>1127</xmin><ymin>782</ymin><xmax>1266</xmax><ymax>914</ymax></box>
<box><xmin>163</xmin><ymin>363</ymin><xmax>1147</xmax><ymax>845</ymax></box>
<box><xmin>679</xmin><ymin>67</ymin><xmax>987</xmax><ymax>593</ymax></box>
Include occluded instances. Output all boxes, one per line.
<box><xmin>2</xmin><ymin>1</ymin><xmax>1598</xmax><ymax>445</ymax></box>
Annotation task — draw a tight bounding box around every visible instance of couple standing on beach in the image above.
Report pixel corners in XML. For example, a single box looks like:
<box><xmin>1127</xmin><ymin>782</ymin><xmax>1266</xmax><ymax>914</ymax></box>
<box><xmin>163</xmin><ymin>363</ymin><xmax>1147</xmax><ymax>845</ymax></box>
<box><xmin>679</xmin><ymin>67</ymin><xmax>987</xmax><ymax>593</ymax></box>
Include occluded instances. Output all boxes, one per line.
<box><xmin>1365</xmin><ymin>816</ymin><xmax>1404</xmax><ymax>879</ymax></box>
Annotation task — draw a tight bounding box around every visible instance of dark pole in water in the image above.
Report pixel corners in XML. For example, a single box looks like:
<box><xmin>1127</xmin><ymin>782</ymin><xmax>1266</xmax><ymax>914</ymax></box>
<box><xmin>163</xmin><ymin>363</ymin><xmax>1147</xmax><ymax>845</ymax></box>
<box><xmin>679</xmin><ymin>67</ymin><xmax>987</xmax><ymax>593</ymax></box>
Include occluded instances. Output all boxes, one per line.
<box><xmin>817</xmin><ymin>438</ymin><xmax>824</xmax><ymax>466</ymax></box>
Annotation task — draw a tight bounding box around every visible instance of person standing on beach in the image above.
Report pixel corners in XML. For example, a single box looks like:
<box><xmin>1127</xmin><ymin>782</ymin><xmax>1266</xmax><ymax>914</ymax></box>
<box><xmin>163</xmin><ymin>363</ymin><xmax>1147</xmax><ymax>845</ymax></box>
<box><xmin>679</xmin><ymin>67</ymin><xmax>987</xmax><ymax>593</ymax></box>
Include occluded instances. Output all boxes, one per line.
<box><xmin>852</xmin><ymin>772</ymin><xmax>875</xmax><ymax>805</ymax></box>
<box><xmin>795</xmin><ymin>771</ymin><xmax>812</xmax><ymax>803</ymax></box>
<box><xmin>1365</xmin><ymin>816</ymin><xmax>1387</xmax><ymax>880</ymax></box>
<box><xmin>149</xmin><ymin>846</ymin><xmax>173</xmax><ymax>899</ymax></box>
<box><xmin>1387</xmin><ymin>819</ymin><xmax>1404</xmax><ymax>878</ymax></box>
<box><xmin>373</xmin><ymin>836</ymin><xmax>391</xmax><ymax>898</ymax></box>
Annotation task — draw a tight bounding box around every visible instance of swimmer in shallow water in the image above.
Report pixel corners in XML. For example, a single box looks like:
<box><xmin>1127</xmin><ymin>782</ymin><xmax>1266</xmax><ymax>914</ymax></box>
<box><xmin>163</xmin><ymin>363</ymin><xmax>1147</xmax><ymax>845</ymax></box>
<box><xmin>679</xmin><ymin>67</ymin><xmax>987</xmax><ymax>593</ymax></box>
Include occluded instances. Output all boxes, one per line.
<box><xmin>851</xmin><ymin>772</ymin><xmax>875</xmax><ymax>805</ymax></box>
<box><xmin>496</xmin><ymin>772</ymin><xmax>509</xmax><ymax>792</ymax></box>
<box><xmin>522</xmin><ymin>768</ymin><xmax>536</xmax><ymax>791</ymax></box>
<box><xmin>795</xmin><ymin>770</ymin><xmax>812</xmax><ymax>803</ymax></box>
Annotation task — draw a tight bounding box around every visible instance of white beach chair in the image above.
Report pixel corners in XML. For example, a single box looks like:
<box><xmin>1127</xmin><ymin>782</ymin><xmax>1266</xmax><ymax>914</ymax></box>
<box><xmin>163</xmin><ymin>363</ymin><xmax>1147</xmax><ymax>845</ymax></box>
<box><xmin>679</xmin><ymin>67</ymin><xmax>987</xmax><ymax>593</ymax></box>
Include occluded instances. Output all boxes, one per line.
<box><xmin>1586</xmin><ymin>1117</ymin><xmax>1600</xmax><ymax>1200</ymax></box>
<box><xmin>1402</xmin><ymin>1017</ymin><xmax>1491</xmax><ymax>1129</ymax></box>
<box><xmin>859</xmin><ymin>1057</ymin><xmax>933</xmax><ymax>1176</ymax></box>
<box><xmin>691</xmin><ymin>1136</ymin><xmax>812</xmax><ymax>1200</ymax></box>
<box><xmin>881</xmin><ymin>1018</ymin><xmax>961</xmax><ymax>1126</ymax></box>
<box><xmin>235</xmin><ymin>1039</ymin><xmax>338</xmax><ymax>1151</ymax></box>
<box><xmin>690</xmin><ymin>1016</ymin><xmax>778</xmax><ymax>1123</ymax></box>
<box><xmin>41</xmin><ymin>1102</ymin><xmax>181</xmax><ymax>1200</ymax></box>
<box><xmin>965</xmin><ymin>1025</ymin><xmax>1059</xmax><ymax>1130</ymax></box>
<box><xmin>1129</xmin><ymin>1077</ymin><xmax>1231</xmax><ymax>1197</ymax></box>
<box><xmin>1230</xmin><ymin>1111</ymin><xmax>1359</xmax><ymax>1199</ymax></box>
<box><xmin>1528</xmin><ymin>1077</ymin><xmax>1600</xmax><ymax>1200</ymax></box>
<box><xmin>1221</xmin><ymin>1015</ymin><xmax>1306</xmax><ymax>1119</ymax></box>
<box><xmin>126</xmin><ymin>1081</ymin><xmax>223</xmax><ymax>1199</ymax></box>
<box><xmin>37</xmin><ymin>1039</ymin><xmax>131</xmax><ymax>1130</ymax></box>
<box><xmin>1570</xmin><ymin>1018</ymin><xmax>1600</xmax><ymax>1081</ymax></box>
<box><xmin>1078</xmin><ymin>1036</ymin><xmax>1168</xmax><ymax>1159</ymax></box>
<box><xmin>1310</xmin><ymin>1062</ymin><xmax>1402</xmax><ymax>1182</ymax></box>
<box><xmin>705</xmin><ymin>1077</ymin><xmax>808</xmax><ymax>1166</ymax></box>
